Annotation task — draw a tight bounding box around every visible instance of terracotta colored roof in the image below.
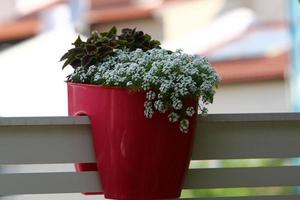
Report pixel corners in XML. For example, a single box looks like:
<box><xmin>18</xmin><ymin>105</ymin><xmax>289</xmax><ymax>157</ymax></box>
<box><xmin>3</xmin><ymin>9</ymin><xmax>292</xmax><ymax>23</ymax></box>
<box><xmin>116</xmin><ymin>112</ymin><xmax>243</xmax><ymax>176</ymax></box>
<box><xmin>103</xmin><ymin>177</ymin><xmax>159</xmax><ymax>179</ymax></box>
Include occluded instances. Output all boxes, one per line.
<box><xmin>205</xmin><ymin>21</ymin><xmax>290</xmax><ymax>84</ymax></box>
<box><xmin>0</xmin><ymin>17</ymin><xmax>41</xmax><ymax>41</ymax></box>
<box><xmin>21</xmin><ymin>0</ymin><xmax>65</xmax><ymax>18</ymax></box>
<box><xmin>90</xmin><ymin>0</ymin><xmax>130</xmax><ymax>9</ymax></box>
<box><xmin>0</xmin><ymin>0</ymin><xmax>65</xmax><ymax>42</ymax></box>
<box><xmin>212</xmin><ymin>52</ymin><xmax>289</xmax><ymax>84</ymax></box>
<box><xmin>88</xmin><ymin>0</ymin><xmax>200</xmax><ymax>24</ymax></box>
<box><xmin>88</xmin><ymin>3</ymin><xmax>159</xmax><ymax>24</ymax></box>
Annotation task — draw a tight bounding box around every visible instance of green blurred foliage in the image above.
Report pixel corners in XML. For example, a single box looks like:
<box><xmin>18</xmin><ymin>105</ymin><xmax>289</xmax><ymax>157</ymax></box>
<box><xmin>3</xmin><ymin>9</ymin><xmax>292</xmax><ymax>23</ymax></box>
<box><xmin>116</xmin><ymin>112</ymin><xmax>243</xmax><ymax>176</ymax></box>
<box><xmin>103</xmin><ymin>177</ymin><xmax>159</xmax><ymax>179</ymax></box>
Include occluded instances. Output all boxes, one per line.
<box><xmin>183</xmin><ymin>159</ymin><xmax>294</xmax><ymax>198</ymax></box>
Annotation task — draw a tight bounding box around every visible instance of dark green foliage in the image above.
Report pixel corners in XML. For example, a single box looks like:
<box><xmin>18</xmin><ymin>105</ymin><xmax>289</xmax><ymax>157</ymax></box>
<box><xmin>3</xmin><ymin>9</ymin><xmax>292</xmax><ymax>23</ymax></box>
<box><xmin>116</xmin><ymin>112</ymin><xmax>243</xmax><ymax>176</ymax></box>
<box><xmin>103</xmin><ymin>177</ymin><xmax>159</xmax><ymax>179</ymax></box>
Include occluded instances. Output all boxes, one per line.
<box><xmin>60</xmin><ymin>26</ymin><xmax>161</xmax><ymax>70</ymax></box>
<box><xmin>60</xmin><ymin>28</ymin><xmax>117</xmax><ymax>70</ymax></box>
<box><xmin>117</xmin><ymin>28</ymin><xmax>161</xmax><ymax>51</ymax></box>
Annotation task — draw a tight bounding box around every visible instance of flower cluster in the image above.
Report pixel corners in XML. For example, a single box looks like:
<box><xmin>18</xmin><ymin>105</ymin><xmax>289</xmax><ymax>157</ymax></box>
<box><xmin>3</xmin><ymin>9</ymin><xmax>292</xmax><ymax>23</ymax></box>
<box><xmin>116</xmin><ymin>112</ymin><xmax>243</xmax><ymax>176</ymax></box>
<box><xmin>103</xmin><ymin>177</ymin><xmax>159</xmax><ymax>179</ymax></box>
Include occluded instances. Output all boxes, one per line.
<box><xmin>68</xmin><ymin>48</ymin><xmax>221</xmax><ymax>133</ymax></box>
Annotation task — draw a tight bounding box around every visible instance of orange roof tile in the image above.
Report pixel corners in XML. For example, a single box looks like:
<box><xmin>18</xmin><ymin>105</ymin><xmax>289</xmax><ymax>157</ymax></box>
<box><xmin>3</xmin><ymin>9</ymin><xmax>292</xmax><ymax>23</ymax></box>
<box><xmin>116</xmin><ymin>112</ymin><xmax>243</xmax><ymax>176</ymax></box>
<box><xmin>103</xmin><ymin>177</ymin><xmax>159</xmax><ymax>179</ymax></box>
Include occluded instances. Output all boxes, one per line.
<box><xmin>0</xmin><ymin>17</ymin><xmax>41</xmax><ymax>41</ymax></box>
<box><xmin>88</xmin><ymin>3</ymin><xmax>158</xmax><ymax>24</ymax></box>
<box><xmin>213</xmin><ymin>52</ymin><xmax>289</xmax><ymax>84</ymax></box>
<box><xmin>0</xmin><ymin>0</ymin><xmax>65</xmax><ymax>42</ymax></box>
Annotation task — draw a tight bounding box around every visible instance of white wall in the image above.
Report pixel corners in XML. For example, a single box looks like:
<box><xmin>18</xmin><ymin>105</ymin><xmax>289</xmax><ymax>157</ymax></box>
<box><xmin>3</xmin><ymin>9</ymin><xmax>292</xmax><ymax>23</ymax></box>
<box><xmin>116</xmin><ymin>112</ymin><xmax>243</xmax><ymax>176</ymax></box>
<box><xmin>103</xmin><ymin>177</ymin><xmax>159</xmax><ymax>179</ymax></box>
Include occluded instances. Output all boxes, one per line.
<box><xmin>209</xmin><ymin>80</ymin><xmax>291</xmax><ymax>113</ymax></box>
<box><xmin>0</xmin><ymin>0</ymin><xmax>16</xmax><ymax>22</ymax></box>
<box><xmin>236</xmin><ymin>0</ymin><xmax>288</xmax><ymax>22</ymax></box>
<box><xmin>250</xmin><ymin>0</ymin><xmax>288</xmax><ymax>22</ymax></box>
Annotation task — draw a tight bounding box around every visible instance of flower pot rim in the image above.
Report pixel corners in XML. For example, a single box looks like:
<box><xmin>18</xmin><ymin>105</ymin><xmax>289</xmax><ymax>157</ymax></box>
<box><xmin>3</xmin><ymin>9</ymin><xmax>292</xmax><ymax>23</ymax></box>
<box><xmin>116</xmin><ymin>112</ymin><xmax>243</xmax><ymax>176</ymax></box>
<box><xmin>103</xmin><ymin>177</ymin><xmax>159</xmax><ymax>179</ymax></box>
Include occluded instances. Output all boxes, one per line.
<box><xmin>66</xmin><ymin>81</ymin><xmax>140</xmax><ymax>92</ymax></box>
<box><xmin>67</xmin><ymin>82</ymin><xmax>200</xmax><ymax>101</ymax></box>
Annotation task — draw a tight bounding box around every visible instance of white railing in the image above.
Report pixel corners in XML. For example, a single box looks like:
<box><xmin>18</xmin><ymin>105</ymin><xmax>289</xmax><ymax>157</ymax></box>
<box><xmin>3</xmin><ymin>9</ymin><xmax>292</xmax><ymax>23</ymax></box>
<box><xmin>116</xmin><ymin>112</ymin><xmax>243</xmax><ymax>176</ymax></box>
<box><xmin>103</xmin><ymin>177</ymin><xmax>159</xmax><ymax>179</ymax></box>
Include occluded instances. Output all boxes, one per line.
<box><xmin>1</xmin><ymin>113</ymin><xmax>300</xmax><ymax>199</ymax></box>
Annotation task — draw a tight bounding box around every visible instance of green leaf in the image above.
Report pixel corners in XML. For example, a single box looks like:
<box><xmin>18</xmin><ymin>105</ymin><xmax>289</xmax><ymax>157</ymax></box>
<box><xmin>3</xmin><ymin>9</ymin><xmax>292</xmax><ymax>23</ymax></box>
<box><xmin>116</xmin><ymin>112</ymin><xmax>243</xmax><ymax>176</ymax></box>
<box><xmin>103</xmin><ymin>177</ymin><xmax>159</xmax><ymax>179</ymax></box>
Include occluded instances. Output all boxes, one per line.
<box><xmin>91</xmin><ymin>31</ymin><xmax>99</xmax><ymax>38</ymax></box>
<box><xmin>86</xmin><ymin>44</ymin><xmax>98</xmax><ymax>55</ymax></box>
<box><xmin>81</xmin><ymin>55</ymin><xmax>94</xmax><ymax>68</ymax></box>
<box><xmin>117</xmin><ymin>39</ymin><xmax>128</xmax><ymax>46</ymax></box>
<box><xmin>151</xmin><ymin>40</ymin><xmax>161</xmax><ymax>46</ymax></box>
<box><xmin>61</xmin><ymin>26</ymin><xmax>163</xmax><ymax>71</ymax></box>
<box><xmin>121</xmin><ymin>28</ymin><xmax>131</xmax><ymax>35</ymax></box>
<box><xmin>95</xmin><ymin>41</ymin><xmax>103</xmax><ymax>47</ymax></box>
<box><xmin>72</xmin><ymin>36</ymin><xmax>83</xmax><ymax>47</ymax></box>
<box><xmin>144</xmin><ymin>34</ymin><xmax>151</xmax><ymax>41</ymax></box>
<box><xmin>69</xmin><ymin>47</ymin><xmax>84</xmax><ymax>55</ymax></box>
<box><xmin>59</xmin><ymin>52</ymin><xmax>68</xmax><ymax>61</ymax></box>
<box><xmin>62</xmin><ymin>59</ymin><xmax>71</xmax><ymax>70</ymax></box>
<box><xmin>136</xmin><ymin>31</ymin><xmax>144</xmax><ymax>39</ymax></box>
<box><xmin>100</xmin><ymin>32</ymin><xmax>108</xmax><ymax>37</ymax></box>
<box><xmin>132</xmin><ymin>28</ymin><xmax>137</xmax><ymax>34</ymax></box>
<box><xmin>70</xmin><ymin>58</ymin><xmax>81</xmax><ymax>68</ymax></box>
<box><xmin>108</xmin><ymin>26</ymin><xmax>117</xmax><ymax>37</ymax></box>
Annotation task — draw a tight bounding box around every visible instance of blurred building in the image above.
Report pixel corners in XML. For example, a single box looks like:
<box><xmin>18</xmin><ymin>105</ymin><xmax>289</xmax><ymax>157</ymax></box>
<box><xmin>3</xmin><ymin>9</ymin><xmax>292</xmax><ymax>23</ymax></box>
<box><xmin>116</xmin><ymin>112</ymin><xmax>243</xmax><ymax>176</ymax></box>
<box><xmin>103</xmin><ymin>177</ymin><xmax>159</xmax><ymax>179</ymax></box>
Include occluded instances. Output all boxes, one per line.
<box><xmin>208</xmin><ymin>22</ymin><xmax>290</xmax><ymax>113</ymax></box>
<box><xmin>0</xmin><ymin>0</ymin><xmax>293</xmax><ymax>116</ymax></box>
<box><xmin>0</xmin><ymin>0</ymin><xmax>295</xmax><ymax>199</ymax></box>
<box><xmin>207</xmin><ymin>0</ymin><xmax>291</xmax><ymax>113</ymax></box>
<box><xmin>85</xmin><ymin>0</ymin><xmax>292</xmax><ymax>113</ymax></box>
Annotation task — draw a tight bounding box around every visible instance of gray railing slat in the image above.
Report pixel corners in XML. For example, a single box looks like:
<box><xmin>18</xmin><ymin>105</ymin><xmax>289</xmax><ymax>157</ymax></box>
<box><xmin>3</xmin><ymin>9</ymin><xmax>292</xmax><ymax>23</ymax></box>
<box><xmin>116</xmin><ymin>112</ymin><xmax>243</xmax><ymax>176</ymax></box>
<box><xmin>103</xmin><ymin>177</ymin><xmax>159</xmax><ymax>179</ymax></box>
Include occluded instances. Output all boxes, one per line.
<box><xmin>183</xmin><ymin>195</ymin><xmax>300</xmax><ymax>200</ymax></box>
<box><xmin>0</xmin><ymin>116</ymin><xmax>90</xmax><ymax>126</ymax></box>
<box><xmin>198</xmin><ymin>113</ymin><xmax>300</xmax><ymax>122</ymax></box>
<box><xmin>1</xmin><ymin>114</ymin><xmax>300</xmax><ymax>197</ymax></box>
<box><xmin>0</xmin><ymin>172</ymin><xmax>102</xmax><ymax>195</ymax></box>
<box><xmin>192</xmin><ymin>117</ymin><xmax>300</xmax><ymax>160</ymax></box>
<box><xmin>0</xmin><ymin>124</ymin><xmax>96</xmax><ymax>164</ymax></box>
<box><xmin>183</xmin><ymin>166</ymin><xmax>300</xmax><ymax>189</ymax></box>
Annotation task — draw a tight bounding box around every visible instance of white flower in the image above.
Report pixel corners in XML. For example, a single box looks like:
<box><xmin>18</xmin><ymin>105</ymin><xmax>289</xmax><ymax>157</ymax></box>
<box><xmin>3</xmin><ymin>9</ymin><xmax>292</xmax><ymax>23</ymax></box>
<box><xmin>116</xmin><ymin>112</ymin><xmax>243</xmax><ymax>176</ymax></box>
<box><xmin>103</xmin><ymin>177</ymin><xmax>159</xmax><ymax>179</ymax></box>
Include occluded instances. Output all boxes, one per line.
<box><xmin>168</xmin><ymin>112</ymin><xmax>179</xmax><ymax>122</ymax></box>
<box><xmin>180</xmin><ymin>119</ymin><xmax>189</xmax><ymax>133</ymax></box>
<box><xmin>144</xmin><ymin>100</ymin><xmax>154</xmax><ymax>118</ymax></box>
<box><xmin>146</xmin><ymin>90</ymin><xmax>156</xmax><ymax>100</ymax></box>
<box><xmin>186</xmin><ymin>107</ymin><xmax>195</xmax><ymax>117</ymax></box>
<box><xmin>154</xmin><ymin>100</ymin><xmax>165</xmax><ymax>113</ymax></box>
<box><xmin>68</xmin><ymin>48</ymin><xmax>221</xmax><ymax>133</ymax></box>
<box><xmin>172</xmin><ymin>98</ymin><xmax>183</xmax><ymax>110</ymax></box>
<box><xmin>126</xmin><ymin>81</ymin><xmax>133</xmax><ymax>87</ymax></box>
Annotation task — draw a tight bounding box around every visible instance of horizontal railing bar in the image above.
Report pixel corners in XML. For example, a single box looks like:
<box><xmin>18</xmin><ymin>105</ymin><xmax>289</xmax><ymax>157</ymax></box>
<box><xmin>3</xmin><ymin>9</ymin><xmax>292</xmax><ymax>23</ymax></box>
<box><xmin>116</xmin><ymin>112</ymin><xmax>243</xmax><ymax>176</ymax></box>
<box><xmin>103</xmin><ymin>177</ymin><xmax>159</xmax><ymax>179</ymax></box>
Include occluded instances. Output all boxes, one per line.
<box><xmin>182</xmin><ymin>194</ymin><xmax>300</xmax><ymax>200</ymax></box>
<box><xmin>0</xmin><ymin>171</ymin><xmax>102</xmax><ymax>195</ymax></box>
<box><xmin>2</xmin><ymin>114</ymin><xmax>300</xmax><ymax>163</ymax></box>
<box><xmin>183</xmin><ymin>166</ymin><xmax>300</xmax><ymax>189</ymax></box>
<box><xmin>0</xmin><ymin>124</ymin><xmax>96</xmax><ymax>164</ymax></box>
<box><xmin>1</xmin><ymin>113</ymin><xmax>300</xmax><ymax>126</ymax></box>
<box><xmin>0</xmin><ymin>116</ymin><xmax>90</xmax><ymax>126</ymax></box>
<box><xmin>198</xmin><ymin>113</ymin><xmax>300</xmax><ymax>122</ymax></box>
<box><xmin>192</xmin><ymin>119</ymin><xmax>300</xmax><ymax>160</ymax></box>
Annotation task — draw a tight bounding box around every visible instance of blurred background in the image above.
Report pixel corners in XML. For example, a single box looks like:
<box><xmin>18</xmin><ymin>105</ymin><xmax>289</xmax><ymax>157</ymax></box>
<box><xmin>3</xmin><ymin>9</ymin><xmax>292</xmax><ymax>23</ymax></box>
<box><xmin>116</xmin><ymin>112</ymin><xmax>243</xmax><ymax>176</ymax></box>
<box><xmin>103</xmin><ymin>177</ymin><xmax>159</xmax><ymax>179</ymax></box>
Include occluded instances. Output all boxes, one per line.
<box><xmin>0</xmin><ymin>0</ymin><xmax>297</xmax><ymax>116</ymax></box>
<box><xmin>0</xmin><ymin>0</ymin><xmax>300</xmax><ymax>199</ymax></box>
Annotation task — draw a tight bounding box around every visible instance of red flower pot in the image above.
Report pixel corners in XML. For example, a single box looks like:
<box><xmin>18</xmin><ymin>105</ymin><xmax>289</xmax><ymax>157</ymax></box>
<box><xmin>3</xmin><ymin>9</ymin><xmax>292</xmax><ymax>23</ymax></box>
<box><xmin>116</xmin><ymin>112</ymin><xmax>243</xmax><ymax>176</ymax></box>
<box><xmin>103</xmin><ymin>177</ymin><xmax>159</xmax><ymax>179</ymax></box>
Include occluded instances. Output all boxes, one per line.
<box><xmin>67</xmin><ymin>82</ymin><xmax>197</xmax><ymax>199</ymax></box>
